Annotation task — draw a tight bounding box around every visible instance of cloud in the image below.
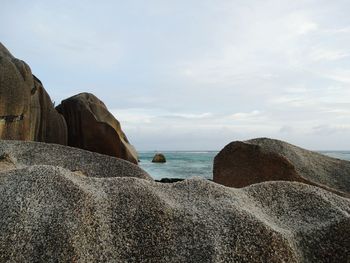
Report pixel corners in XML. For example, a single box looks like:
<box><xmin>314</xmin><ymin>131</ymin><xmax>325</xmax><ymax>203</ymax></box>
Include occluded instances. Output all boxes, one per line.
<box><xmin>312</xmin><ymin>125</ymin><xmax>350</xmax><ymax>136</ymax></box>
<box><xmin>309</xmin><ymin>48</ymin><xmax>349</xmax><ymax>61</ymax></box>
<box><xmin>280</xmin><ymin>126</ymin><xmax>294</xmax><ymax>134</ymax></box>
<box><xmin>324</xmin><ymin>69</ymin><xmax>350</xmax><ymax>84</ymax></box>
<box><xmin>1</xmin><ymin>0</ymin><xmax>350</xmax><ymax>150</ymax></box>
<box><xmin>294</xmin><ymin>20</ymin><xmax>318</xmax><ymax>35</ymax></box>
<box><xmin>165</xmin><ymin>113</ymin><xmax>213</xmax><ymax>119</ymax></box>
<box><xmin>230</xmin><ymin>111</ymin><xmax>261</xmax><ymax>120</ymax></box>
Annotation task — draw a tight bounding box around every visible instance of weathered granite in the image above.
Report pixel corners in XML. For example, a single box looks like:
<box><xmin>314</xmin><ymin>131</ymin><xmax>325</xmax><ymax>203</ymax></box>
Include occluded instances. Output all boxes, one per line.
<box><xmin>0</xmin><ymin>140</ymin><xmax>151</xmax><ymax>180</ymax></box>
<box><xmin>213</xmin><ymin>138</ymin><xmax>350</xmax><ymax>197</ymax></box>
<box><xmin>30</xmin><ymin>75</ymin><xmax>68</xmax><ymax>145</ymax></box>
<box><xmin>0</xmin><ymin>42</ymin><xmax>34</xmax><ymax>140</ymax></box>
<box><xmin>0</xmin><ymin>42</ymin><xmax>67</xmax><ymax>144</ymax></box>
<box><xmin>56</xmin><ymin>93</ymin><xmax>138</xmax><ymax>164</ymax></box>
<box><xmin>0</xmin><ymin>140</ymin><xmax>349</xmax><ymax>262</ymax></box>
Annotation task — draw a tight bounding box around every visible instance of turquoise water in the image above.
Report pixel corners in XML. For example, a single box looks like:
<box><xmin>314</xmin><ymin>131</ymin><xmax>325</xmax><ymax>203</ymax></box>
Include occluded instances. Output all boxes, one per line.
<box><xmin>139</xmin><ymin>151</ymin><xmax>350</xmax><ymax>180</ymax></box>
<box><xmin>139</xmin><ymin>151</ymin><xmax>217</xmax><ymax>180</ymax></box>
<box><xmin>319</xmin><ymin>151</ymin><xmax>350</xmax><ymax>161</ymax></box>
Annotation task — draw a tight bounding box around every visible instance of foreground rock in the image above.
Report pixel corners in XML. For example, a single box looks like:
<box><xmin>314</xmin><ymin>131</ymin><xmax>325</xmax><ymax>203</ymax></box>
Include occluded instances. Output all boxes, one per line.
<box><xmin>0</xmin><ymin>140</ymin><xmax>349</xmax><ymax>262</ymax></box>
<box><xmin>0</xmin><ymin>42</ymin><xmax>67</xmax><ymax>144</ymax></box>
<box><xmin>0</xmin><ymin>140</ymin><xmax>151</xmax><ymax>180</ymax></box>
<box><xmin>213</xmin><ymin>138</ymin><xmax>350</xmax><ymax>197</ymax></box>
<box><xmin>152</xmin><ymin>153</ymin><xmax>166</xmax><ymax>163</ymax></box>
<box><xmin>56</xmin><ymin>93</ymin><xmax>138</xmax><ymax>164</ymax></box>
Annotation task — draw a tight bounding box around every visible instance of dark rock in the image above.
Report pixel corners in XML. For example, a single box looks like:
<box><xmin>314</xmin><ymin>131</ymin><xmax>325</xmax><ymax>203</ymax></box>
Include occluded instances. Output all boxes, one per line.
<box><xmin>213</xmin><ymin>138</ymin><xmax>350</xmax><ymax>197</ymax></box>
<box><xmin>156</xmin><ymin>178</ymin><xmax>184</xmax><ymax>183</ymax></box>
<box><xmin>30</xmin><ymin>76</ymin><xmax>67</xmax><ymax>145</ymax></box>
<box><xmin>56</xmin><ymin>93</ymin><xmax>138</xmax><ymax>164</ymax></box>
<box><xmin>152</xmin><ymin>153</ymin><xmax>166</xmax><ymax>163</ymax></box>
<box><xmin>0</xmin><ymin>42</ymin><xmax>67</xmax><ymax>144</ymax></box>
<box><xmin>0</xmin><ymin>43</ymin><xmax>137</xmax><ymax>164</ymax></box>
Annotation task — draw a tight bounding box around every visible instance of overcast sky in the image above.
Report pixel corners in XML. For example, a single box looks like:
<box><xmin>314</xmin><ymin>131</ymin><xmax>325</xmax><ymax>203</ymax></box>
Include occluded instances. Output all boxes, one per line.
<box><xmin>1</xmin><ymin>0</ymin><xmax>350</xmax><ymax>150</ymax></box>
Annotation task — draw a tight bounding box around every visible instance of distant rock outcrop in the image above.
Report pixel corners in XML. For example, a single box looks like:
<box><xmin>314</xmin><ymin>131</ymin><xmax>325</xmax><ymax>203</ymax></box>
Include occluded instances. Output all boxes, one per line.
<box><xmin>0</xmin><ymin>42</ymin><xmax>67</xmax><ymax>144</ymax></box>
<box><xmin>213</xmin><ymin>138</ymin><xmax>350</xmax><ymax>197</ymax></box>
<box><xmin>0</xmin><ymin>140</ymin><xmax>349</xmax><ymax>262</ymax></box>
<box><xmin>56</xmin><ymin>93</ymin><xmax>138</xmax><ymax>164</ymax></box>
<box><xmin>152</xmin><ymin>153</ymin><xmax>166</xmax><ymax>163</ymax></box>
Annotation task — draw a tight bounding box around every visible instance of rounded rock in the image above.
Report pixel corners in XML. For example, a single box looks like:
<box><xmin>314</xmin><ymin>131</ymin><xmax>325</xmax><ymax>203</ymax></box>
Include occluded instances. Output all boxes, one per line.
<box><xmin>152</xmin><ymin>153</ymin><xmax>166</xmax><ymax>163</ymax></box>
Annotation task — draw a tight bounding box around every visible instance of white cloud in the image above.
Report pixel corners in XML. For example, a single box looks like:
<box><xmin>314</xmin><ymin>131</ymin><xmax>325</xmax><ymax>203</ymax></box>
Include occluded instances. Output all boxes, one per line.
<box><xmin>167</xmin><ymin>113</ymin><xmax>213</xmax><ymax>119</ymax></box>
<box><xmin>309</xmin><ymin>48</ymin><xmax>349</xmax><ymax>61</ymax></box>
<box><xmin>324</xmin><ymin>69</ymin><xmax>350</xmax><ymax>84</ymax></box>
<box><xmin>2</xmin><ymin>0</ymin><xmax>350</xmax><ymax>150</ymax></box>
<box><xmin>280</xmin><ymin>125</ymin><xmax>294</xmax><ymax>134</ymax></box>
<box><xmin>294</xmin><ymin>21</ymin><xmax>318</xmax><ymax>35</ymax></box>
<box><xmin>312</xmin><ymin>124</ymin><xmax>350</xmax><ymax>136</ymax></box>
<box><xmin>230</xmin><ymin>111</ymin><xmax>261</xmax><ymax>120</ymax></box>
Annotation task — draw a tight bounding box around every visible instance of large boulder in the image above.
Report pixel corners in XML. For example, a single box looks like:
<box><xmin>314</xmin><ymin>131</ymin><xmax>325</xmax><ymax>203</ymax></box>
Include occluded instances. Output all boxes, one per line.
<box><xmin>0</xmin><ymin>140</ymin><xmax>349</xmax><ymax>262</ymax></box>
<box><xmin>0</xmin><ymin>42</ymin><xmax>67</xmax><ymax>144</ymax></box>
<box><xmin>0</xmin><ymin>43</ymin><xmax>34</xmax><ymax>140</ymax></box>
<box><xmin>0</xmin><ymin>43</ymin><xmax>136</xmax><ymax>163</ymax></box>
<box><xmin>213</xmin><ymin>138</ymin><xmax>350</xmax><ymax>197</ymax></box>
<box><xmin>56</xmin><ymin>93</ymin><xmax>138</xmax><ymax>164</ymax></box>
<box><xmin>0</xmin><ymin>140</ymin><xmax>150</xmax><ymax>180</ymax></box>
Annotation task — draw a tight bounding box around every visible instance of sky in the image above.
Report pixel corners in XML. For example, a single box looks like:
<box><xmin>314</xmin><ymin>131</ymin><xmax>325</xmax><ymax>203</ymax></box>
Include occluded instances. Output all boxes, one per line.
<box><xmin>1</xmin><ymin>0</ymin><xmax>350</xmax><ymax>150</ymax></box>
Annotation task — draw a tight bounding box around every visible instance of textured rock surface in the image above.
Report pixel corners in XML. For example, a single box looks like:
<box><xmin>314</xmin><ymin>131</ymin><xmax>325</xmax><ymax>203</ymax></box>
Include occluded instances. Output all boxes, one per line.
<box><xmin>0</xmin><ymin>140</ymin><xmax>151</xmax><ymax>180</ymax></box>
<box><xmin>30</xmin><ymin>76</ymin><xmax>68</xmax><ymax>144</ymax></box>
<box><xmin>0</xmin><ymin>43</ymin><xmax>33</xmax><ymax>140</ymax></box>
<box><xmin>56</xmin><ymin>93</ymin><xmax>138</xmax><ymax>164</ymax></box>
<box><xmin>152</xmin><ymin>153</ymin><xmax>166</xmax><ymax>163</ymax></box>
<box><xmin>0</xmin><ymin>42</ymin><xmax>67</xmax><ymax>144</ymax></box>
<box><xmin>0</xmin><ymin>140</ymin><xmax>349</xmax><ymax>262</ymax></box>
<box><xmin>213</xmin><ymin>138</ymin><xmax>350</xmax><ymax>197</ymax></box>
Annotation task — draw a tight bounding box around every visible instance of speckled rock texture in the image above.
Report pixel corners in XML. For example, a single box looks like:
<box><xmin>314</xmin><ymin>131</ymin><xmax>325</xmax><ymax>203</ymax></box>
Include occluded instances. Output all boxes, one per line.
<box><xmin>56</xmin><ymin>93</ymin><xmax>138</xmax><ymax>164</ymax></box>
<box><xmin>0</xmin><ymin>140</ymin><xmax>151</xmax><ymax>180</ymax></box>
<box><xmin>0</xmin><ymin>42</ymin><xmax>67</xmax><ymax>144</ymax></box>
<box><xmin>152</xmin><ymin>153</ymin><xmax>166</xmax><ymax>163</ymax></box>
<box><xmin>0</xmin><ymin>140</ymin><xmax>349</xmax><ymax>262</ymax></box>
<box><xmin>214</xmin><ymin>138</ymin><xmax>350</xmax><ymax>198</ymax></box>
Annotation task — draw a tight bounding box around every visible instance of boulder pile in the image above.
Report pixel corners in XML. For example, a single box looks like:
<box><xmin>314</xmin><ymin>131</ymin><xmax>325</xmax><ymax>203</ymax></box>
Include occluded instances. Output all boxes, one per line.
<box><xmin>0</xmin><ymin>42</ymin><xmax>137</xmax><ymax>163</ymax></box>
<box><xmin>1</xmin><ymin>42</ymin><xmax>349</xmax><ymax>262</ymax></box>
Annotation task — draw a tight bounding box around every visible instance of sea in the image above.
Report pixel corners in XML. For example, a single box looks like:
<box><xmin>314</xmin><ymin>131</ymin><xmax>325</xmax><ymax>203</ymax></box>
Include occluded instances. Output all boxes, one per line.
<box><xmin>139</xmin><ymin>151</ymin><xmax>350</xmax><ymax>180</ymax></box>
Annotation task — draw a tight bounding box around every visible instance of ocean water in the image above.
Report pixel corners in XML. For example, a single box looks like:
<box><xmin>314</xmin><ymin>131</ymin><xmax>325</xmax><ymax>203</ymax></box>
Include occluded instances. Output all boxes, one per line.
<box><xmin>319</xmin><ymin>151</ymin><xmax>350</xmax><ymax>161</ymax></box>
<box><xmin>139</xmin><ymin>151</ymin><xmax>217</xmax><ymax>180</ymax></box>
<box><xmin>139</xmin><ymin>151</ymin><xmax>350</xmax><ymax>180</ymax></box>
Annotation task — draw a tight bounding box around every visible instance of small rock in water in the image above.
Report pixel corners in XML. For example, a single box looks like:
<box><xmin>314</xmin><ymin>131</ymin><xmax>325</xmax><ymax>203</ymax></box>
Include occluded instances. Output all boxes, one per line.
<box><xmin>152</xmin><ymin>153</ymin><xmax>166</xmax><ymax>163</ymax></box>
